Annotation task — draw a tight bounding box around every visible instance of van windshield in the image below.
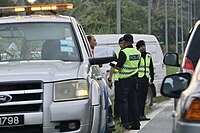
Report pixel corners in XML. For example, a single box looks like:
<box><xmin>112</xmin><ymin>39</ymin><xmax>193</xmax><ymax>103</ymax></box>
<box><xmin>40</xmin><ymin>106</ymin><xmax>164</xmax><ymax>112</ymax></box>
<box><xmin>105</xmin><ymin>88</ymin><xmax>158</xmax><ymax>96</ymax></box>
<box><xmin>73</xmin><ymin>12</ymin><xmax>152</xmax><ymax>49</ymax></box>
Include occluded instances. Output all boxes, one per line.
<box><xmin>0</xmin><ymin>23</ymin><xmax>80</xmax><ymax>62</ymax></box>
<box><xmin>186</xmin><ymin>25</ymin><xmax>200</xmax><ymax>68</ymax></box>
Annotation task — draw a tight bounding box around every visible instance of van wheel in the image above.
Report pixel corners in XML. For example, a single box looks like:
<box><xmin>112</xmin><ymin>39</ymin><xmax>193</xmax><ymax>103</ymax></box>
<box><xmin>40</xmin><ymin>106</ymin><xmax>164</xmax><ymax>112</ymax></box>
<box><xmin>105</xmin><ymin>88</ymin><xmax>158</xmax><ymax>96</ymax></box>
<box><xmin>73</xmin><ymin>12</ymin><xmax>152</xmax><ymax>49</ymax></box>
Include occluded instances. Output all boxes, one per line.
<box><xmin>146</xmin><ymin>86</ymin><xmax>153</xmax><ymax>107</ymax></box>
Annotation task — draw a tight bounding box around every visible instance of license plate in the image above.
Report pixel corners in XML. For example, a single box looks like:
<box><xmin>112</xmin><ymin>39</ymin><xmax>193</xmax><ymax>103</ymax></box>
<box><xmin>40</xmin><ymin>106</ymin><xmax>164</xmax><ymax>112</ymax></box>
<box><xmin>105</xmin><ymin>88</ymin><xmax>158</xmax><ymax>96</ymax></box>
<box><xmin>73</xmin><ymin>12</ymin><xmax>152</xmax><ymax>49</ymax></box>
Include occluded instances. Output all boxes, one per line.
<box><xmin>0</xmin><ymin>115</ymin><xmax>24</xmax><ymax>127</ymax></box>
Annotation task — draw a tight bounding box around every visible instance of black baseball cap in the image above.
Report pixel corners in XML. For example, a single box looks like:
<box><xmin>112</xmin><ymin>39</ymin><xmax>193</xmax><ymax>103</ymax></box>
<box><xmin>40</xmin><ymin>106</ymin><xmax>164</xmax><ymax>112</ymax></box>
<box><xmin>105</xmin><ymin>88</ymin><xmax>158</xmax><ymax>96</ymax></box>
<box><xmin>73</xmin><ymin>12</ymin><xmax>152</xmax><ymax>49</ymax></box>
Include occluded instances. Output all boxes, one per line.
<box><xmin>123</xmin><ymin>34</ymin><xmax>133</xmax><ymax>42</ymax></box>
<box><xmin>136</xmin><ymin>40</ymin><xmax>145</xmax><ymax>49</ymax></box>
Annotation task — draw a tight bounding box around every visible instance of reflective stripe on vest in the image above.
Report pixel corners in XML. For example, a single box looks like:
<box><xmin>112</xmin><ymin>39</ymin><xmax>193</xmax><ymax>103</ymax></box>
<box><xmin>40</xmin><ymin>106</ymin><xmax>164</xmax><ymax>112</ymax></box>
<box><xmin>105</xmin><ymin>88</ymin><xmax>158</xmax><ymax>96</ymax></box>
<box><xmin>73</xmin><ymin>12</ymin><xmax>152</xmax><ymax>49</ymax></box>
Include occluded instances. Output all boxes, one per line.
<box><xmin>119</xmin><ymin>48</ymin><xmax>141</xmax><ymax>79</ymax></box>
<box><xmin>114</xmin><ymin>51</ymin><xmax>119</xmax><ymax>81</ymax></box>
<box><xmin>138</xmin><ymin>53</ymin><xmax>151</xmax><ymax>78</ymax></box>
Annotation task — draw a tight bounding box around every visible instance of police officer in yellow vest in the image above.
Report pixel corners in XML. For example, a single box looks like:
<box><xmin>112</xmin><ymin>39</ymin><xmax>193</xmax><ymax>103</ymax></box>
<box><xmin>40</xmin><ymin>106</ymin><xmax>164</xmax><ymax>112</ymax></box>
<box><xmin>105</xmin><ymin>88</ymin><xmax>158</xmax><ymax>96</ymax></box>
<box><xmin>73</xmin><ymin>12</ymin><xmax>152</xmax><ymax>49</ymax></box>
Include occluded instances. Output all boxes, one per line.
<box><xmin>136</xmin><ymin>40</ymin><xmax>154</xmax><ymax>121</ymax></box>
<box><xmin>110</xmin><ymin>34</ymin><xmax>141</xmax><ymax>130</ymax></box>
<box><xmin>108</xmin><ymin>37</ymin><xmax>124</xmax><ymax>120</ymax></box>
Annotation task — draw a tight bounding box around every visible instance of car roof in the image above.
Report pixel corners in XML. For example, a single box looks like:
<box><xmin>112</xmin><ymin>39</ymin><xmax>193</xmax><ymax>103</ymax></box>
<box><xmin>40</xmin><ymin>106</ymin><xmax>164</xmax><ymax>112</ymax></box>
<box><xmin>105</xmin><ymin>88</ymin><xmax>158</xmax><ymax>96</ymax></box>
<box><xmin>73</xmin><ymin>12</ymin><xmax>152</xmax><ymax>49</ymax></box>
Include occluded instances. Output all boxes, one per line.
<box><xmin>93</xmin><ymin>34</ymin><xmax>158</xmax><ymax>45</ymax></box>
<box><xmin>0</xmin><ymin>15</ymin><xmax>72</xmax><ymax>24</ymax></box>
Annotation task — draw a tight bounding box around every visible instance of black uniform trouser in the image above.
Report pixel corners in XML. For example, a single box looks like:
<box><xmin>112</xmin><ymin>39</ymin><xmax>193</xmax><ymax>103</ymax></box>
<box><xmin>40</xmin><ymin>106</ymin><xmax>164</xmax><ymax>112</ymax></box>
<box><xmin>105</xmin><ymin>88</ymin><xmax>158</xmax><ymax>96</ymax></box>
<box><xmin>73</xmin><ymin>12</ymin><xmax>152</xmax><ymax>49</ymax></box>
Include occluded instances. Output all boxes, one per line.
<box><xmin>120</xmin><ymin>74</ymin><xmax>140</xmax><ymax>126</ymax></box>
<box><xmin>114</xmin><ymin>80</ymin><xmax>120</xmax><ymax>117</ymax></box>
<box><xmin>137</xmin><ymin>78</ymin><xmax>149</xmax><ymax>116</ymax></box>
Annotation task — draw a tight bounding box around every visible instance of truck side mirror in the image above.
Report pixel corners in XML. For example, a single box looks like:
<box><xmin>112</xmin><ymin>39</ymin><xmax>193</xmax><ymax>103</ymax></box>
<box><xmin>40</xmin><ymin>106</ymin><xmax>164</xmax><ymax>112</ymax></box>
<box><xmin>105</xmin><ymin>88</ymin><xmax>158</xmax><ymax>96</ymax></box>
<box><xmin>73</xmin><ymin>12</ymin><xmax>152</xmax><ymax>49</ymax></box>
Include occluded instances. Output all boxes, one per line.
<box><xmin>163</xmin><ymin>53</ymin><xmax>180</xmax><ymax>67</ymax></box>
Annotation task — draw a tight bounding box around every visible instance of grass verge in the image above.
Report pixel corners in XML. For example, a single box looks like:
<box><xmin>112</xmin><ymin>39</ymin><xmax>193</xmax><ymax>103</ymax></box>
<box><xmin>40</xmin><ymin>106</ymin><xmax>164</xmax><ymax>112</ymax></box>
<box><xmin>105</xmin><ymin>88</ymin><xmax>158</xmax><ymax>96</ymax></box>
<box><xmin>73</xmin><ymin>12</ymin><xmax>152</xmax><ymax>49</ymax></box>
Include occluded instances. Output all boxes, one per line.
<box><xmin>166</xmin><ymin>66</ymin><xmax>179</xmax><ymax>75</ymax></box>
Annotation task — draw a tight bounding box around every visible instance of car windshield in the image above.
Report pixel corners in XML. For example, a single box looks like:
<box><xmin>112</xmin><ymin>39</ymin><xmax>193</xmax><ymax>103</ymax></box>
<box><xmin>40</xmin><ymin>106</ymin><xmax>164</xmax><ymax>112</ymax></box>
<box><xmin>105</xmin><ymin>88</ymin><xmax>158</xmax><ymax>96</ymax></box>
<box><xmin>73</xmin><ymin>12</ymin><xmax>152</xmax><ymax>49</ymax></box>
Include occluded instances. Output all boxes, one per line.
<box><xmin>0</xmin><ymin>22</ymin><xmax>80</xmax><ymax>62</ymax></box>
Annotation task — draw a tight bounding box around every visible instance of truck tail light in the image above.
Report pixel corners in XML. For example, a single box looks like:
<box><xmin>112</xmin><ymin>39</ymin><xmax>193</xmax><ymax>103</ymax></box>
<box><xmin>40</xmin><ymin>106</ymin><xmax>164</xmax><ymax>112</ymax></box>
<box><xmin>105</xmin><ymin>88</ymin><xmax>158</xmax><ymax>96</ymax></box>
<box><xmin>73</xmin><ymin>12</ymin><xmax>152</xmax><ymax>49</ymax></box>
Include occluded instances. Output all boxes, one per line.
<box><xmin>185</xmin><ymin>99</ymin><xmax>200</xmax><ymax>121</ymax></box>
<box><xmin>183</xmin><ymin>57</ymin><xmax>194</xmax><ymax>72</ymax></box>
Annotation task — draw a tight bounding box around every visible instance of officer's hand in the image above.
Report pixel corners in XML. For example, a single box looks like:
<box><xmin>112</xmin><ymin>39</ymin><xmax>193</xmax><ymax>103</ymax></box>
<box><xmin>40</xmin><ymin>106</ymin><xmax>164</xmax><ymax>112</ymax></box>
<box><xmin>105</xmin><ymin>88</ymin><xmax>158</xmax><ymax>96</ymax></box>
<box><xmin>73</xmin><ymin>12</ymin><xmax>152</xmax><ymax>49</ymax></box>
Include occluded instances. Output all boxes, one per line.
<box><xmin>109</xmin><ymin>63</ymin><xmax>115</xmax><ymax>67</ymax></box>
<box><xmin>149</xmin><ymin>82</ymin><xmax>153</xmax><ymax>85</ymax></box>
<box><xmin>107</xmin><ymin>78</ymin><xmax>112</xmax><ymax>89</ymax></box>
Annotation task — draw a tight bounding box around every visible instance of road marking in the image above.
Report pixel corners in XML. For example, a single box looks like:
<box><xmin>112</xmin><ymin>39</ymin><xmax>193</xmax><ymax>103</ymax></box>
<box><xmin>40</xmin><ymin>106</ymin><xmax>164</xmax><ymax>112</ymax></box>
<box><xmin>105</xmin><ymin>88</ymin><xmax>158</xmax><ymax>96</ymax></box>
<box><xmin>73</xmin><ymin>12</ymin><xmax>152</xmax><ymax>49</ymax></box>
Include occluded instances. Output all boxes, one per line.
<box><xmin>127</xmin><ymin>99</ymin><xmax>173</xmax><ymax>133</ymax></box>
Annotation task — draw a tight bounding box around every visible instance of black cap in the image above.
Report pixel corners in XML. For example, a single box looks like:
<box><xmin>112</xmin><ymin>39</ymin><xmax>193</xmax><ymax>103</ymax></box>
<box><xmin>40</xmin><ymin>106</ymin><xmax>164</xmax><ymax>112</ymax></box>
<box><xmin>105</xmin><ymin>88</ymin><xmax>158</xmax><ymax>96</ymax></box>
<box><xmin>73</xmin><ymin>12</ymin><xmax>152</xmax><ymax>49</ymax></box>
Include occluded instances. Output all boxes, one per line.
<box><xmin>118</xmin><ymin>37</ymin><xmax>123</xmax><ymax>44</ymax></box>
<box><xmin>136</xmin><ymin>40</ymin><xmax>145</xmax><ymax>49</ymax></box>
<box><xmin>123</xmin><ymin>34</ymin><xmax>133</xmax><ymax>42</ymax></box>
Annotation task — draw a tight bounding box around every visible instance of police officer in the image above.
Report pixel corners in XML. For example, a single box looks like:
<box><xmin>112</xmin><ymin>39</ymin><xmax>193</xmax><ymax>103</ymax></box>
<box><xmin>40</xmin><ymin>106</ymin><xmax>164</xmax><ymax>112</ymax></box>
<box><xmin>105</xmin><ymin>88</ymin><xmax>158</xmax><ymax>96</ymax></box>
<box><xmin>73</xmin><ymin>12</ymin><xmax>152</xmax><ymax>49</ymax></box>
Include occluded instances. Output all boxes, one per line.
<box><xmin>107</xmin><ymin>37</ymin><xmax>124</xmax><ymax>120</ymax></box>
<box><xmin>136</xmin><ymin>40</ymin><xmax>154</xmax><ymax>121</ymax></box>
<box><xmin>110</xmin><ymin>34</ymin><xmax>141</xmax><ymax>130</ymax></box>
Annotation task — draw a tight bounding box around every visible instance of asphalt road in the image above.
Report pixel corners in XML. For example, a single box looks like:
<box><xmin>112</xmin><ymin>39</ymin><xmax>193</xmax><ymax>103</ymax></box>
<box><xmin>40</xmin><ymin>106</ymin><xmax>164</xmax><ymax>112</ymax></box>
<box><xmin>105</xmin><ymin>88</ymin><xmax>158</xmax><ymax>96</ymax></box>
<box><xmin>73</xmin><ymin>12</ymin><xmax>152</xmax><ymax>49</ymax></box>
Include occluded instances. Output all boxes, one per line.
<box><xmin>128</xmin><ymin>99</ymin><xmax>174</xmax><ymax>133</ymax></box>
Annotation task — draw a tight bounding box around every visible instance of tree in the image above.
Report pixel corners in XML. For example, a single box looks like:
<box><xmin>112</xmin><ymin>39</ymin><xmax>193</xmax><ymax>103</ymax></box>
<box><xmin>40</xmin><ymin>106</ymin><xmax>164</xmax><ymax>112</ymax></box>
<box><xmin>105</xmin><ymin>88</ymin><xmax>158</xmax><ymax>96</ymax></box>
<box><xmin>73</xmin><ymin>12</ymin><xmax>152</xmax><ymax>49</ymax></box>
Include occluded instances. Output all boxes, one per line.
<box><xmin>121</xmin><ymin>0</ymin><xmax>148</xmax><ymax>34</ymax></box>
<box><xmin>0</xmin><ymin>0</ymin><xmax>14</xmax><ymax>6</ymax></box>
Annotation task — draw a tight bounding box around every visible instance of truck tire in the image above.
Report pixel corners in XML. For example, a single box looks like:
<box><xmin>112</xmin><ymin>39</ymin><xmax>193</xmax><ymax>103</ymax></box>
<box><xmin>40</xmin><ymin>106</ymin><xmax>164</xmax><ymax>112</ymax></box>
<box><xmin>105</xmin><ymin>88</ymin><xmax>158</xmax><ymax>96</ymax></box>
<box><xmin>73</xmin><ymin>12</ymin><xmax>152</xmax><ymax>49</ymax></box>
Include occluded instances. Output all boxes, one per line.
<box><xmin>145</xmin><ymin>86</ymin><xmax>153</xmax><ymax>107</ymax></box>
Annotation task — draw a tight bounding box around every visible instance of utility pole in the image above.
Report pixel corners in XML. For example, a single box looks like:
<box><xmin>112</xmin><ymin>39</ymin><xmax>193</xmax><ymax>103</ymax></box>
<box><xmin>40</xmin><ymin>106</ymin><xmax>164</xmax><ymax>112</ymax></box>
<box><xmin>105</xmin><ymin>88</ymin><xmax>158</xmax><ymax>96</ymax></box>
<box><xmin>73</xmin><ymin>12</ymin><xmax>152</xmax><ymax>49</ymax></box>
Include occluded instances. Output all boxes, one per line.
<box><xmin>181</xmin><ymin>0</ymin><xmax>184</xmax><ymax>57</ymax></box>
<box><xmin>116</xmin><ymin>0</ymin><xmax>121</xmax><ymax>34</ymax></box>
<box><xmin>148</xmin><ymin>0</ymin><xmax>152</xmax><ymax>34</ymax></box>
<box><xmin>190</xmin><ymin>0</ymin><xmax>193</xmax><ymax>28</ymax></box>
<box><xmin>187</xmin><ymin>0</ymin><xmax>190</xmax><ymax>31</ymax></box>
<box><xmin>193</xmin><ymin>0</ymin><xmax>196</xmax><ymax>23</ymax></box>
<box><xmin>175</xmin><ymin>0</ymin><xmax>178</xmax><ymax>53</ymax></box>
<box><xmin>17</xmin><ymin>0</ymin><xmax>25</xmax><ymax>7</ymax></box>
<box><xmin>165</xmin><ymin>0</ymin><xmax>168</xmax><ymax>53</ymax></box>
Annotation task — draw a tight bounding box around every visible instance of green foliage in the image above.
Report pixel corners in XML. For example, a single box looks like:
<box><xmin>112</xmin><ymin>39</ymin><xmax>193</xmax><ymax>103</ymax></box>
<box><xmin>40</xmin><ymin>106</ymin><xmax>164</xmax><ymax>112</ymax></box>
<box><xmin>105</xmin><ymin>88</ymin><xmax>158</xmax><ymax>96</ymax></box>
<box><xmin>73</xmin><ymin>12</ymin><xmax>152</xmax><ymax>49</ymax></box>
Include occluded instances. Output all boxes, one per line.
<box><xmin>121</xmin><ymin>0</ymin><xmax>148</xmax><ymax>34</ymax></box>
<box><xmin>69</xmin><ymin>0</ymin><xmax>149</xmax><ymax>34</ymax></box>
<box><xmin>166</xmin><ymin>66</ymin><xmax>179</xmax><ymax>75</ymax></box>
<box><xmin>70</xmin><ymin>0</ymin><xmax>117</xmax><ymax>34</ymax></box>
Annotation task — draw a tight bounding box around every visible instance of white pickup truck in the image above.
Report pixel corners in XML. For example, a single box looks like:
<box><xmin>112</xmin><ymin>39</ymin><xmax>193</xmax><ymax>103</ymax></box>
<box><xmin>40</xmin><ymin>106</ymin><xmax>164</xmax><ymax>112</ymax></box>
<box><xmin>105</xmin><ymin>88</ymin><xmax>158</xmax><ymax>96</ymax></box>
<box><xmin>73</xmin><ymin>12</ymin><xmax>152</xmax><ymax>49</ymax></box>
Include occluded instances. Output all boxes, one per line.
<box><xmin>0</xmin><ymin>4</ymin><xmax>114</xmax><ymax>133</ymax></box>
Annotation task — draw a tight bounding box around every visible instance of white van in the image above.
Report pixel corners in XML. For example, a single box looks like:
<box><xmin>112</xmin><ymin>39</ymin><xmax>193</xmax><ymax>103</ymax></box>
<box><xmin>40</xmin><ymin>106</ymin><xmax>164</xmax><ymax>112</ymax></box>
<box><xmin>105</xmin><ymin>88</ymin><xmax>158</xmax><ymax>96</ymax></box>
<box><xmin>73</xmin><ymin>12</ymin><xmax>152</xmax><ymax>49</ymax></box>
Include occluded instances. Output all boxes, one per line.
<box><xmin>93</xmin><ymin>34</ymin><xmax>166</xmax><ymax>106</ymax></box>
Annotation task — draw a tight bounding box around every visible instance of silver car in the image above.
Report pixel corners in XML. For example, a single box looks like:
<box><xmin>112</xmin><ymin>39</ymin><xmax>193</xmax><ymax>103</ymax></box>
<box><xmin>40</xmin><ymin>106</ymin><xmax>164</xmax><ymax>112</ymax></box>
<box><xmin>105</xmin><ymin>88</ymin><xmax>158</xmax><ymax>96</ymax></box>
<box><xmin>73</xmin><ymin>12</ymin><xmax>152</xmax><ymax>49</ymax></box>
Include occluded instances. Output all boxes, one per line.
<box><xmin>160</xmin><ymin>59</ymin><xmax>200</xmax><ymax>133</ymax></box>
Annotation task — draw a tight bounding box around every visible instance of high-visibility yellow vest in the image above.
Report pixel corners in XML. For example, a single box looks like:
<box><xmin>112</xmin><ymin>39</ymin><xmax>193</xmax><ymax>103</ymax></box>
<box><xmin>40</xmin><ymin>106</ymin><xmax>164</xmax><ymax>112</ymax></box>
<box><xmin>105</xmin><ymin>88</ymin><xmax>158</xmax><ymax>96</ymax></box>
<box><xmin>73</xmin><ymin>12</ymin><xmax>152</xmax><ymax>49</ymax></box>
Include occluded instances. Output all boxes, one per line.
<box><xmin>138</xmin><ymin>53</ymin><xmax>151</xmax><ymax>78</ymax></box>
<box><xmin>119</xmin><ymin>48</ymin><xmax>141</xmax><ymax>79</ymax></box>
<box><xmin>114</xmin><ymin>51</ymin><xmax>120</xmax><ymax>81</ymax></box>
